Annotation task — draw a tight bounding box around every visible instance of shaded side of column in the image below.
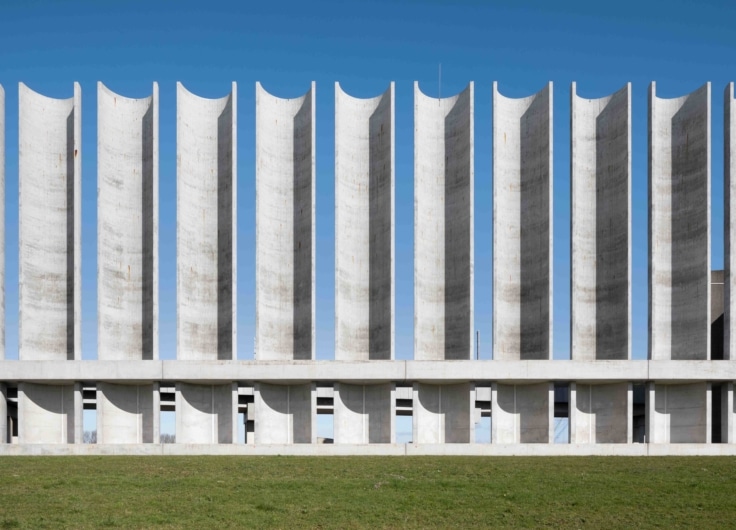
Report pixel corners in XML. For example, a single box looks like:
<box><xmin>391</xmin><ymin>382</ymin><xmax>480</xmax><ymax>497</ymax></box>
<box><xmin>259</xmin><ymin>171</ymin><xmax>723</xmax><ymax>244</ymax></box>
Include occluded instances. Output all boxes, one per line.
<box><xmin>493</xmin><ymin>83</ymin><xmax>553</xmax><ymax>360</ymax></box>
<box><xmin>97</xmin><ymin>383</ymin><xmax>155</xmax><ymax>443</ymax></box>
<box><xmin>19</xmin><ymin>83</ymin><xmax>81</xmax><ymax>361</ymax></box>
<box><xmin>335</xmin><ymin>83</ymin><xmax>394</xmax><ymax>361</ymax></box>
<box><xmin>413</xmin><ymin>383</ymin><xmax>473</xmax><ymax>443</ymax></box>
<box><xmin>649</xmin><ymin>83</ymin><xmax>710</xmax><ymax>360</ymax></box>
<box><xmin>256</xmin><ymin>83</ymin><xmax>315</xmax><ymax>360</ymax></box>
<box><xmin>334</xmin><ymin>383</ymin><xmax>394</xmax><ymax>443</ymax></box>
<box><xmin>98</xmin><ymin>82</ymin><xmax>158</xmax><ymax>361</ymax></box>
<box><xmin>177</xmin><ymin>83</ymin><xmax>237</xmax><ymax>360</ymax></box>
<box><xmin>414</xmin><ymin>82</ymin><xmax>474</xmax><ymax>360</ymax></box>
<box><xmin>726</xmin><ymin>83</ymin><xmax>736</xmax><ymax>360</ymax></box>
<box><xmin>571</xmin><ymin>83</ymin><xmax>630</xmax><ymax>360</ymax></box>
<box><xmin>254</xmin><ymin>383</ymin><xmax>315</xmax><ymax>444</ymax></box>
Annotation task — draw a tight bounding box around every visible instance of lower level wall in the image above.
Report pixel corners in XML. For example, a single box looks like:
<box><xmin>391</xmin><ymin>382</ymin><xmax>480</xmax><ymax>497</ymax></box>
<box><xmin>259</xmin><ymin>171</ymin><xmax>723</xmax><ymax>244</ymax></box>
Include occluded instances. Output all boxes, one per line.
<box><xmin>413</xmin><ymin>383</ymin><xmax>473</xmax><ymax>444</ymax></box>
<box><xmin>176</xmin><ymin>383</ymin><xmax>237</xmax><ymax>444</ymax></box>
<box><xmin>254</xmin><ymin>383</ymin><xmax>315</xmax><ymax>444</ymax></box>
<box><xmin>492</xmin><ymin>383</ymin><xmax>553</xmax><ymax>444</ymax></box>
<box><xmin>19</xmin><ymin>383</ymin><xmax>81</xmax><ymax>444</ymax></box>
<box><xmin>334</xmin><ymin>383</ymin><xmax>394</xmax><ymax>444</ymax></box>
<box><xmin>97</xmin><ymin>383</ymin><xmax>158</xmax><ymax>444</ymax></box>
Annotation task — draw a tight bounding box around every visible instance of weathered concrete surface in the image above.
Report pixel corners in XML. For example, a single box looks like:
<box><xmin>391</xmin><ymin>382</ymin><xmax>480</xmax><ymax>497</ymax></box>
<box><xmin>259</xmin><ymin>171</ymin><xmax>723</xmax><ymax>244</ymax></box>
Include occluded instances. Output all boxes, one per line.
<box><xmin>97</xmin><ymin>383</ymin><xmax>156</xmax><ymax>443</ymax></box>
<box><xmin>726</xmin><ymin>83</ymin><xmax>736</xmax><ymax>360</ymax></box>
<box><xmin>256</xmin><ymin>83</ymin><xmax>315</xmax><ymax>360</ymax></box>
<box><xmin>334</xmin><ymin>383</ymin><xmax>394</xmax><ymax>443</ymax></box>
<box><xmin>492</xmin><ymin>382</ymin><xmax>553</xmax><ymax>443</ymax></box>
<box><xmin>0</xmin><ymin>86</ymin><xmax>4</xmax><ymax>360</ymax></box>
<box><xmin>177</xmin><ymin>83</ymin><xmax>236</xmax><ymax>361</ymax></box>
<box><xmin>493</xmin><ymin>83</ymin><xmax>553</xmax><ymax>361</ymax></box>
<box><xmin>570</xmin><ymin>382</ymin><xmax>631</xmax><ymax>443</ymax></box>
<box><xmin>721</xmin><ymin>382</ymin><xmax>734</xmax><ymax>443</ymax></box>
<box><xmin>646</xmin><ymin>382</ymin><xmax>710</xmax><ymax>443</ymax></box>
<box><xmin>19</xmin><ymin>383</ymin><xmax>81</xmax><ymax>443</ymax></box>
<box><xmin>98</xmin><ymin>83</ymin><xmax>158</xmax><ymax>361</ymax></box>
<box><xmin>254</xmin><ymin>383</ymin><xmax>315</xmax><ymax>443</ymax></box>
<box><xmin>413</xmin><ymin>383</ymin><xmax>473</xmax><ymax>443</ymax></box>
<box><xmin>0</xmin><ymin>383</ymin><xmax>6</xmax><ymax>443</ymax></box>
<box><xmin>414</xmin><ymin>82</ymin><xmax>473</xmax><ymax>360</ymax></box>
<box><xmin>649</xmin><ymin>83</ymin><xmax>710</xmax><ymax>360</ymax></box>
<box><xmin>19</xmin><ymin>83</ymin><xmax>81</xmax><ymax>360</ymax></box>
<box><xmin>335</xmin><ymin>83</ymin><xmax>394</xmax><ymax>361</ymax></box>
<box><xmin>571</xmin><ymin>83</ymin><xmax>630</xmax><ymax>360</ymax></box>
<box><xmin>176</xmin><ymin>382</ymin><xmax>237</xmax><ymax>444</ymax></box>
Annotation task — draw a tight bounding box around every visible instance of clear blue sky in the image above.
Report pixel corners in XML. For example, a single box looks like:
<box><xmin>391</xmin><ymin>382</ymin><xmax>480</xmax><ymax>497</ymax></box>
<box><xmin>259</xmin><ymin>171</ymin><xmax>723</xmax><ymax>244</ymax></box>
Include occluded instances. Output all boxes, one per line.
<box><xmin>0</xmin><ymin>0</ymin><xmax>733</xmax><ymax>369</ymax></box>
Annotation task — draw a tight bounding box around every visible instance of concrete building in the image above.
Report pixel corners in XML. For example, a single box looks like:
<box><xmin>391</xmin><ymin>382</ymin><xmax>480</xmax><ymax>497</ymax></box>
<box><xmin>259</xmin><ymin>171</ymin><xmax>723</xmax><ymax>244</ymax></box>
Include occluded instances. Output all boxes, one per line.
<box><xmin>726</xmin><ymin>83</ymin><xmax>736</xmax><ymax>361</ymax></box>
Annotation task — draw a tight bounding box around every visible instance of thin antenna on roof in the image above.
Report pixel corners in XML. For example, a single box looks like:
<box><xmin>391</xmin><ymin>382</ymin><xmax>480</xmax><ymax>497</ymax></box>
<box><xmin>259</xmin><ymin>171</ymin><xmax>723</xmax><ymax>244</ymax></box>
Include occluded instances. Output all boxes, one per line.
<box><xmin>438</xmin><ymin>63</ymin><xmax>442</xmax><ymax>102</ymax></box>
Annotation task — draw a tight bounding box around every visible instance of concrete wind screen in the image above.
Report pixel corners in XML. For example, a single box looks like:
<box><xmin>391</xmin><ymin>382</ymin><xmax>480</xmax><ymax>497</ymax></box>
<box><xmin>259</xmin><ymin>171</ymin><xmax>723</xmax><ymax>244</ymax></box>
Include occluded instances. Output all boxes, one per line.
<box><xmin>97</xmin><ymin>83</ymin><xmax>158</xmax><ymax>361</ymax></box>
<box><xmin>256</xmin><ymin>83</ymin><xmax>315</xmax><ymax>361</ymax></box>
<box><xmin>19</xmin><ymin>83</ymin><xmax>81</xmax><ymax>361</ymax></box>
<box><xmin>334</xmin><ymin>383</ymin><xmax>394</xmax><ymax>443</ymax></box>
<box><xmin>571</xmin><ymin>83</ymin><xmax>631</xmax><ymax>360</ymax></box>
<box><xmin>414</xmin><ymin>82</ymin><xmax>474</xmax><ymax>361</ymax></box>
<box><xmin>335</xmin><ymin>83</ymin><xmax>394</xmax><ymax>361</ymax></box>
<box><xmin>97</xmin><ymin>383</ymin><xmax>157</xmax><ymax>444</ymax></box>
<box><xmin>177</xmin><ymin>83</ymin><xmax>237</xmax><ymax>361</ymax></box>
<box><xmin>649</xmin><ymin>83</ymin><xmax>711</xmax><ymax>360</ymax></box>
<box><xmin>726</xmin><ymin>83</ymin><xmax>736</xmax><ymax>360</ymax></box>
<box><xmin>493</xmin><ymin>83</ymin><xmax>553</xmax><ymax>361</ymax></box>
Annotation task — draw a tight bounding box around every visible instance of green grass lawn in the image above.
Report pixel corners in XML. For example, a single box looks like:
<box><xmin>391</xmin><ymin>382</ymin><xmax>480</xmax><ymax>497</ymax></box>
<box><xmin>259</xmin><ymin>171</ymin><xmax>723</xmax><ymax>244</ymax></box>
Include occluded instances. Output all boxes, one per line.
<box><xmin>0</xmin><ymin>456</ymin><xmax>734</xmax><ymax>528</ymax></box>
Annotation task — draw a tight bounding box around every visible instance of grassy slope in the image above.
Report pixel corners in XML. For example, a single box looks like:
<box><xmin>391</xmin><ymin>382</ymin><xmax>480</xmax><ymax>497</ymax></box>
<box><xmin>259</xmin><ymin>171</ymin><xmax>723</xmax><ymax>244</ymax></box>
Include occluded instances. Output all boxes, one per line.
<box><xmin>0</xmin><ymin>456</ymin><xmax>734</xmax><ymax>528</ymax></box>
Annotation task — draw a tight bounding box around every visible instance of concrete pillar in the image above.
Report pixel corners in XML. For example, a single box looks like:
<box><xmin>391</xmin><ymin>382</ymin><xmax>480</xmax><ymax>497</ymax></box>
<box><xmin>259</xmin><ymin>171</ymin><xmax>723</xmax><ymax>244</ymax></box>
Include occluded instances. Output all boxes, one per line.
<box><xmin>334</xmin><ymin>383</ymin><xmax>394</xmax><ymax>443</ymax></box>
<box><xmin>152</xmin><ymin>382</ymin><xmax>160</xmax><ymax>443</ymax></box>
<box><xmin>0</xmin><ymin>85</ymin><xmax>4</xmax><ymax>361</ymax></box>
<box><xmin>255</xmin><ymin>83</ymin><xmax>315</xmax><ymax>360</ymax></box>
<box><xmin>413</xmin><ymin>383</ymin><xmax>473</xmax><ymax>443</ymax></box>
<box><xmin>570</xmin><ymin>382</ymin><xmax>630</xmax><ymax>443</ymax></box>
<box><xmin>254</xmin><ymin>383</ymin><xmax>315</xmax><ymax>444</ymax></box>
<box><xmin>492</xmin><ymin>382</ymin><xmax>553</xmax><ymax>443</ymax></box>
<box><xmin>571</xmin><ymin>83</ymin><xmax>631</xmax><ymax>360</ymax></box>
<box><xmin>648</xmin><ymin>382</ymin><xmax>710</xmax><ymax>443</ymax></box>
<box><xmin>414</xmin><ymin>82</ymin><xmax>473</xmax><ymax>360</ymax></box>
<box><xmin>726</xmin><ymin>83</ymin><xmax>736</xmax><ymax>360</ymax></box>
<box><xmin>493</xmin><ymin>83</ymin><xmax>553</xmax><ymax>360</ymax></box>
<box><xmin>97</xmin><ymin>82</ymin><xmax>158</xmax><ymax>361</ymax></box>
<box><xmin>721</xmin><ymin>382</ymin><xmax>734</xmax><ymax>443</ymax></box>
<box><xmin>0</xmin><ymin>383</ymin><xmax>6</xmax><ymax>443</ymax></box>
<box><xmin>177</xmin><ymin>82</ymin><xmax>237</xmax><ymax>360</ymax></box>
<box><xmin>97</xmin><ymin>383</ymin><xmax>156</xmax><ymax>443</ymax></box>
<box><xmin>19</xmin><ymin>82</ymin><xmax>81</xmax><ymax>361</ymax></box>
<box><xmin>175</xmin><ymin>383</ymin><xmax>236</xmax><ymax>444</ymax></box>
<box><xmin>335</xmin><ymin>83</ymin><xmax>394</xmax><ymax>361</ymax></box>
<box><xmin>19</xmin><ymin>383</ymin><xmax>77</xmax><ymax>443</ymax></box>
<box><xmin>649</xmin><ymin>83</ymin><xmax>711</xmax><ymax>360</ymax></box>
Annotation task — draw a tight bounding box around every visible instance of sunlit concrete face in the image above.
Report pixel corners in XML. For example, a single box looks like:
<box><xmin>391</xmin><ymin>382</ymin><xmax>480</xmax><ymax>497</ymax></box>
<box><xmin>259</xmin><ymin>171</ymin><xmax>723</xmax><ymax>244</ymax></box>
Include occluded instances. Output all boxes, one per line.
<box><xmin>647</xmin><ymin>382</ymin><xmax>710</xmax><ymax>443</ymax></box>
<box><xmin>177</xmin><ymin>83</ymin><xmax>237</xmax><ymax>361</ymax></box>
<box><xmin>18</xmin><ymin>83</ymin><xmax>81</xmax><ymax>361</ymax></box>
<box><xmin>413</xmin><ymin>383</ymin><xmax>473</xmax><ymax>443</ymax></box>
<box><xmin>414</xmin><ymin>82</ymin><xmax>473</xmax><ymax>361</ymax></box>
<box><xmin>334</xmin><ymin>383</ymin><xmax>394</xmax><ymax>443</ymax></box>
<box><xmin>649</xmin><ymin>83</ymin><xmax>711</xmax><ymax>360</ymax></box>
<box><xmin>335</xmin><ymin>83</ymin><xmax>394</xmax><ymax>361</ymax></box>
<box><xmin>254</xmin><ymin>383</ymin><xmax>315</xmax><ymax>444</ymax></box>
<box><xmin>97</xmin><ymin>383</ymin><xmax>156</xmax><ymax>444</ymax></box>
<box><xmin>176</xmin><ymin>383</ymin><xmax>237</xmax><ymax>444</ymax></box>
<box><xmin>19</xmin><ymin>383</ymin><xmax>80</xmax><ymax>444</ymax></box>
<box><xmin>570</xmin><ymin>382</ymin><xmax>631</xmax><ymax>443</ymax></box>
<box><xmin>493</xmin><ymin>83</ymin><xmax>553</xmax><ymax>361</ymax></box>
<box><xmin>571</xmin><ymin>83</ymin><xmax>631</xmax><ymax>361</ymax></box>
<box><xmin>491</xmin><ymin>383</ymin><xmax>553</xmax><ymax>444</ymax></box>
<box><xmin>726</xmin><ymin>83</ymin><xmax>736</xmax><ymax>360</ymax></box>
<box><xmin>0</xmin><ymin>85</ymin><xmax>4</xmax><ymax>361</ymax></box>
<box><xmin>256</xmin><ymin>83</ymin><xmax>315</xmax><ymax>361</ymax></box>
<box><xmin>97</xmin><ymin>83</ymin><xmax>158</xmax><ymax>361</ymax></box>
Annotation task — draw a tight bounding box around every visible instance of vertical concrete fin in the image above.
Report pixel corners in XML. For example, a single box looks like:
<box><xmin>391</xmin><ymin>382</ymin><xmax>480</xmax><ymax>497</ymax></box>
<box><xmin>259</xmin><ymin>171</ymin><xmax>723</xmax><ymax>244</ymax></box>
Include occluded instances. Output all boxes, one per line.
<box><xmin>335</xmin><ymin>82</ymin><xmax>394</xmax><ymax>361</ymax></box>
<box><xmin>176</xmin><ymin>82</ymin><xmax>237</xmax><ymax>361</ymax></box>
<box><xmin>97</xmin><ymin>82</ymin><xmax>158</xmax><ymax>361</ymax></box>
<box><xmin>414</xmin><ymin>82</ymin><xmax>474</xmax><ymax>360</ymax></box>
<box><xmin>649</xmin><ymin>83</ymin><xmax>711</xmax><ymax>360</ymax></box>
<box><xmin>726</xmin><ymin>83</ymin><xmax>735</xmax><ymax>360</ymax></box>
<box><xmin>0</xmin><ymin>85</ymin><xmax>4</xmax><ymax>360</ymax></box>
<box><xmin>255</xmin><ymin>82</ymin><xmax>316</xmax><ymax>360</ymax></box>
<box><xmin>571</xmin><ymin>83</ymin><xmax>631</xmax><ymax>360</ymax></box>
<box><xmin>493</xmin><ymin>82</ymin><xmax>553</xmax><ymax>360</ymax></box>
<box><xmin>19</xmin><ymin>83</ymin><xmax>81</xmax><ymax>361</ymax></box>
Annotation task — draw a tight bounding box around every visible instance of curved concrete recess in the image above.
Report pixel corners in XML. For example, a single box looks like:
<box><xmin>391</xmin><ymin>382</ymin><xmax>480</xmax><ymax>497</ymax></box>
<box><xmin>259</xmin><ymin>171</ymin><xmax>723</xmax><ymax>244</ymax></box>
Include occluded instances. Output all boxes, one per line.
<box><xmin>649</xmin><ymin>83</ymin><xmax>710</xmax><ymax>360</ymax></box>
<box><xmin>98</xmin><ymin>82</ymin><xmax>158</xmax><ymax>361</ymax></box>
<box><xmin>176</xmin><ymin>82</ymin><xmax>237</xmax><ymax>361</ymax></box>
<box><xmin>335</xmin><ymin>82</ymin><xmax>394</xmax><ymax>361</ymax></box>
<box><xmin>571</xmin><ymin>83</ymin><xmax>631</xmax><ymax>360</ymax></box>
<box><xmin>255</xmin><ymin>82</ymin><xmax>315</xmax><ymax>361</ymax></box>
<box><xmin>414</xmin><ymin>82</ymin><xmax>474</xmax><ymax>361</ymax></box>
<box><xmin>19</xmin><ymin>82</ymin><xmax>81</xmax><ymax>361</ymax></box>
<box><xmin>726</xmin><ymin>83</ymin><xmax>735</xmax><ymax>361</ymax></box>
<box><xmin>493</xmin><ymin>82</ymin><xmax>553</xmax><ymax>361</ymax></box>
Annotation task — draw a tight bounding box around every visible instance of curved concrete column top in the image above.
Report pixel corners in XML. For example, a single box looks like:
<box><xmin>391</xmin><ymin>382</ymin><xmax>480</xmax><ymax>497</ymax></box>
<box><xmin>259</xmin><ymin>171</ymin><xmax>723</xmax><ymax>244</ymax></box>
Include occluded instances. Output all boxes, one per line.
<box><xmin>726</xmin><ymin>83</ymin><xmax>736</xmax><ymax>360</ymax></box>
<box><xmin>571</xmin><ymin>83</ymin><xmax>631</xmax><ymax>360</ymax></box>
<box><xmin>493</xmin><ymin>82</ymin><xmax>552</xmax><ymax>361</ymax></box>
<box><xmin>255</xmin><ymin>82</ymin><xmax>315</xmax><ymax>360</ymax></box>
<box><xmin>649</xmin><ymin>83</ymin><xmax>710</xmax><ymax>360</ymax></box>
<box><xmin>335</xmin><ymin>82</ymin><xmax>394</xmax><ymax>361</ymax></box>
<box><xmin>177</xmin><ymin>82</ymin><xmax>237</xmax><ymax>361</ymax></box>
<box><xmin>414</xmin><ymin>82</ymin><xmax>474</xmax><ymax>361</ymax></box>
<box><xmin>19</xmin><ymin>82</ymin><xmax>81</xmax><ymax>361</ymax></box>
<box><xmin>0</xmin><ymin>84</ymin><xmax>4</xmax><ymax>360</ymax></box>
<box><xmin>98</xmin><ymin>82</ymin><xmax>158</xmax><ymax>361</ymax></box>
